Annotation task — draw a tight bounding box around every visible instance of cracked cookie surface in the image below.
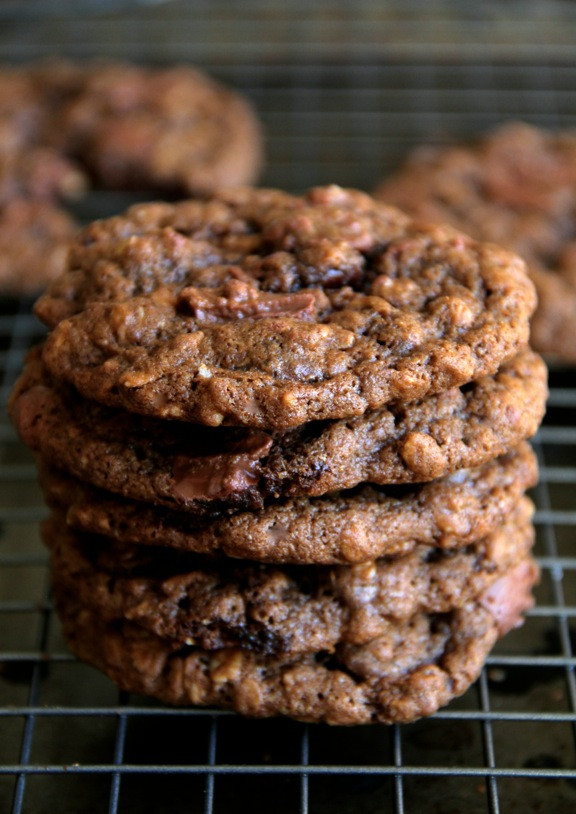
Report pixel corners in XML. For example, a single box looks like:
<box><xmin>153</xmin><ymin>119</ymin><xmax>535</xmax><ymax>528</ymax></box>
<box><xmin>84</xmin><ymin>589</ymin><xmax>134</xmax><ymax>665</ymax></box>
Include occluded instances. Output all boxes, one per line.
<box><xmin>40</xmin><ymin>443</ymin><xmax>537</xmax><ymax>564</ymax></box>
<box><xmin>10</xmin><ymin>348</ymin><xmax>546</xmax><ymax>513</ymax></box>
<box><xmin>35</xmin><ymin>185</ymin><xmax>537</xmax><ymax>428</ymax></box>
<box><xmin>45</xmin><ymin>500</ymin><xmax>534</xmax><ymax>658</ymax></box>
<box><xmin>53</xmin><ymin>551</ymin><xmax>538</xmax><ymax>724</ymax></box>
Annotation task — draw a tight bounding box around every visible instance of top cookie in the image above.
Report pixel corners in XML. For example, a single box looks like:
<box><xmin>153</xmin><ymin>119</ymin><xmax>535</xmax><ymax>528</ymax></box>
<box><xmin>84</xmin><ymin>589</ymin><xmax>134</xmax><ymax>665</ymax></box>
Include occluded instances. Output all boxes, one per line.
<box><xmin>36</xmin><ymin>185</ymin><xmax>536</xmax><ymax>429</ymax></box>
<box><xmin>375</xmin><ymin>122</ymin><xmax>576</xmax><ymax>362</ymax></box>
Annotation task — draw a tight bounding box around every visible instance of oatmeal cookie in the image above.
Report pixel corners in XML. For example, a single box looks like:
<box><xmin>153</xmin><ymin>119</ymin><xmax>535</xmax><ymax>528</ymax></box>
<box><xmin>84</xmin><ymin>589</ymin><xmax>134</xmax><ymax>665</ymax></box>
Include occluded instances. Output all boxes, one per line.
<box><xmin>10</xmin><ymin>348</ymin><xmax>546</xmax><ymax>510</ymax></box>
<box><xmin>0</xmin><ymin>65</ymin><xmax>85</xmax><ymax>293</ymax></box>
<box><xmin>35</xmin><ymin>186</ymin><xmax>537</xmax><ymax>429</ymax></box>
<box><xmin>53</xmin><ymin>555</ymin><xmax>538</xmax><ymax>724</ymax></box>
<box><xmin>40</xmin><ymin>443</ymin><xmax>537</xmax><ymax>564</ymax></box>
<box><xmin>0</xmin><ymin>59</ymin><xmax>263</xmax><ymax>294</ymax></box>
<box><xmin>0</xmin><ymin>199</ymin><xmax>77</xmax><ymax>295</ymax></box>
<box><xmin>40</xmin><ymin>61</ymin><xmax>263</xmax><ymax>195</ymax></box>
<box><xmin>45</xmin><ymin>499</ymin><xmax>534</xmax><ymax>657</ymax></box>
<box><xmin>0</xmin><ymin>147</ymin><xmax>85</xmax><ymax>204</ymax></box>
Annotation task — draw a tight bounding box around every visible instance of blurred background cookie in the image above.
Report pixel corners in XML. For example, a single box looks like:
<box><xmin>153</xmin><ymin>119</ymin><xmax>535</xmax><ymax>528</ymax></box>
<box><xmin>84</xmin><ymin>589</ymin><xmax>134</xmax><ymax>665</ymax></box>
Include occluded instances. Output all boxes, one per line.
<box><xmin>376</xmin><ymin>122</ymin><xmax>576</xmax><ymax>362</ymax></box>
<box><xmin>0</xmin><ymin>59</ymin><xmax>264</xmax><ymax>295</ymax></box>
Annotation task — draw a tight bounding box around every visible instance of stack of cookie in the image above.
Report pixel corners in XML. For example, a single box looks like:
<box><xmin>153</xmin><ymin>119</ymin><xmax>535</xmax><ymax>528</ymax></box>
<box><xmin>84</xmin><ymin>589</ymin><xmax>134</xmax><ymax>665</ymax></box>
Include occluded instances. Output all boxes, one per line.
<box><xmin>9</xmin><ymin>185</ymin><xmax>547</xmax><ymax>724</ymax></box>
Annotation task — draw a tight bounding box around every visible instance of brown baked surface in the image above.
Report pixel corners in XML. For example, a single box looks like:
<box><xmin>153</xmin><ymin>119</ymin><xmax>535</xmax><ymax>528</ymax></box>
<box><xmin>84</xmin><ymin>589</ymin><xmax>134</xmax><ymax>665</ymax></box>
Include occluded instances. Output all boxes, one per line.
<box><xmin>53</xmin><ymin>554</ymin><xmax>539</xmax><ymax>724</ymax></box>
<box><xmin>40</xmin><ymin>443</ymin><xmax>537</xmax><ymax>564</ymax></box>
<box><xmin>45</xmin><ymin>499</ymin><xmax>534</xmax><ymax>657</ymax></box>
<box><xmin>10</xmin><ymin>347</ymin><xmax>546</xmax><ymax>510</ymax></box>
<box><xmin>375</xmin><ymin>122</ymin><xmax>576</xmax><ymax>362</ymax></box>
<box><xmin>0</xmin><ymin>147</ymin><xmax>85</xmax><ymax>204</ymax></box>
<box><xmin>0</xmin><ymin>66</ymin><xmax>85</xmax><ymax>293</ymax></box>
<box><xmin>34</xmin><ymin>186</ymin><xmax>537</xmax><ymax>429</ymax></box>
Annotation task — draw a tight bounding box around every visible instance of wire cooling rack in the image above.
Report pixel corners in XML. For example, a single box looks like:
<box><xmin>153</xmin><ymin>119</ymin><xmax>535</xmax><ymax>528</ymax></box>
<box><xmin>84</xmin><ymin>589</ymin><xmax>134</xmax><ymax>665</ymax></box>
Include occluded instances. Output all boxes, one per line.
<box><xmin>2</xmin><ymin>2</ymin><xmax>576</xmax><ymax>812</ymax></box>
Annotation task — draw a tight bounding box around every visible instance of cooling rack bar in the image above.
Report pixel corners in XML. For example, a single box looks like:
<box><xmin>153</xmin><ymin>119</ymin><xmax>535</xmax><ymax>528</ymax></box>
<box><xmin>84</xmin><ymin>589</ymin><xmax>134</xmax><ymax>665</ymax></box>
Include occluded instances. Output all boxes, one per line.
<box><xmin>0</xmin><ymin>601</ymin><xmax>51</xmax><ymax>613</ymax></box>
<box><xmin>536</xmin><ymin>427</ymin><xmax>576</xmax><ymax>444</ymax></box>
<box><xmin>0</xmin><ymin>555</ymin><xmax>47</xmax><ymax>567</ymax></box>
<box><xmin>537</xmin><ymin>467</ymin><xmax>576</xmax><ymax>483</ymax></box>
<box><xmin>3</xmin><ymin>651</ymin><xmax>576</xmax><ymax>667</ymax></box>
<box><xmin>1</xmin><ymin>763</ymin><xmax>576</xmax><ymax>779</ymax></box>
<box><xmin>0</xmin><ymin>465</ymin><xmax>41</xmax><ymax>480</ymax></box>
<box><xmin>1</xmin><ymin>707</ymin><xmax>576</xmax><ymax>723</ymax></box>
<box><xmin>0</xmin><ymin>509</ymin><xmax>47</xmax><ymax>523</ymax></box>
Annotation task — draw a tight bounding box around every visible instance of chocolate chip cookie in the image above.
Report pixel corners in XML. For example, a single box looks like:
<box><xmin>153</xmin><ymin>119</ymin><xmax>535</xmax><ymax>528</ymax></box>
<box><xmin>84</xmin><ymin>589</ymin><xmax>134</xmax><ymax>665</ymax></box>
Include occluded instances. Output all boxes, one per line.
<box><xmin>52</xmin><ymin>554</ymin><xmax>539</xmax><ymax>724</ymax></box>
<box><xmin>376</xmin><ymin>122</ymin><xmax>576</xmax><ymax>362</ymax></box>
<box><xmin>45</xmin><ymin>498</ymin><xmax>534</xmax><ymax>658</ymax></box>
<box><xmin>0</xmin><ymin>65</ymin><xmax>85</xmax><ymax>293</ymax></box>
<box><xmin>0</xmin><ymin>198</ymin><xmax>78</xmax><ymax>295</ymax></box>
<box><xmin>10</xmin><ymin>347</ymin><xmax>546</xmax><ymax>512</ymax></box>
<box><xmin>35</xmin><ymin>186</ymin><xmax>537</xmax><ymax>429</ymax></box>
<box><xmin>40</xmin><ymin>443</ymin><xmax>537</xmax><ymax>564</ymax></box>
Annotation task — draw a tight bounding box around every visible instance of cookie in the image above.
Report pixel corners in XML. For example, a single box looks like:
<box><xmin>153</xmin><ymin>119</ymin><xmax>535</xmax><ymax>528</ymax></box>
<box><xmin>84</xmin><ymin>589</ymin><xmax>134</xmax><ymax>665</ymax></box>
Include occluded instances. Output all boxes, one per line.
<box><xmin>0</xmin><ymin>66</ymin><xmax>47</xmax><ymax>150</ymax></box>
<box><xmin>42</xmin><ymin>61</ymin><xmax>264</xmax><ymax>196</ymax></box>
<box><xmin>45</xmin><ymin>498</ymin><xmax>534</xmax><ymax>658</ymax></box>
<box><xmin>34</xmin><ymin>186</ymin><xmax>537</xmax><ymax>429</ymax></box>
<box><xmin>0</xmin><ymin>66</ymin><xmax>85</xmax><ymax>293</ymax></box>
<box><xmin>0</xmin><ymin>147</ymin><xmax>86</xmax><ymax>204</ymax></box>
<box><xmin>0</xmin><ymin>60</ymin><xmax>263</xmax><ymax>295</ymax></box>
<box><xmin>10</xmin><ymin>347</ymin><xmax>546</xmax><ymax>513</ymax></box>
<box><xmin>53</xmin><ymin>555</ymin><xmax>538</xmax><ymax>724</ymax></box>
<box><xmin>375</xmin><ymin>122</ymin><xmax>576</xmax><ymax>362</ymax></box>
<box><xmin>0</xmin><ymin>199</ymin><xmax>78</xmax><ymax>295</ymax></box>
<box><xmin>40</xmin><ymin>442</ymin><xmax>537</xmax><ymax>564</ymax></box>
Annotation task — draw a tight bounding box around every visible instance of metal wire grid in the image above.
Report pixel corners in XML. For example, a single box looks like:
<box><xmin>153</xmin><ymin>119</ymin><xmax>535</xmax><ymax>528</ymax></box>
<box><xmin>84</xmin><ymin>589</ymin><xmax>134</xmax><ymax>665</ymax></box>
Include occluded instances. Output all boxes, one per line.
<box><xmin>2</xmin><ymin>306</ymin><xmax>576</xmax><ymax>814</ymax></box>
<box><xmin>1</xmin><ymin>5</ymin><xmax>576</xmax><ymax>812</ymax></box>
<box><xmin>2</xmin><ymin>296</ymin><xmax>576</xmax><ymax>811</ymax></box>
